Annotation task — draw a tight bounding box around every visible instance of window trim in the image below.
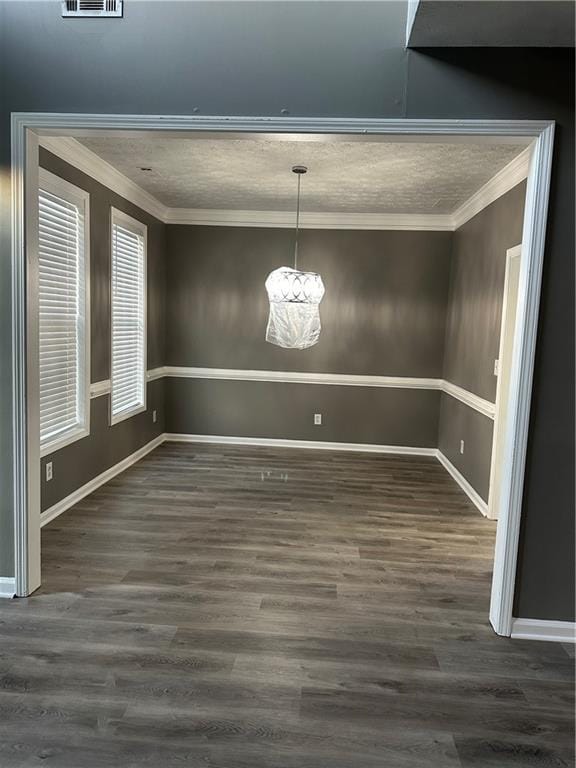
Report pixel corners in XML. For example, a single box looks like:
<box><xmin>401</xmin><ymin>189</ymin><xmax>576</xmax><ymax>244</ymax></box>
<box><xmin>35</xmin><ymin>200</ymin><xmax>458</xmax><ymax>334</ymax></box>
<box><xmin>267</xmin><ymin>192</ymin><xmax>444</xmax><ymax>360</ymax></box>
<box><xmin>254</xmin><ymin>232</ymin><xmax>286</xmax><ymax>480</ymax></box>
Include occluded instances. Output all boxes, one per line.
<box><xmin>109</xmin><ymin>207</ymin><xmax>147</xmax><ymax>426</ymax></box>
<box><xmin>38</xmin><ymin>168</ymin><xmax>91</xmax><ymax>458</ymax></box>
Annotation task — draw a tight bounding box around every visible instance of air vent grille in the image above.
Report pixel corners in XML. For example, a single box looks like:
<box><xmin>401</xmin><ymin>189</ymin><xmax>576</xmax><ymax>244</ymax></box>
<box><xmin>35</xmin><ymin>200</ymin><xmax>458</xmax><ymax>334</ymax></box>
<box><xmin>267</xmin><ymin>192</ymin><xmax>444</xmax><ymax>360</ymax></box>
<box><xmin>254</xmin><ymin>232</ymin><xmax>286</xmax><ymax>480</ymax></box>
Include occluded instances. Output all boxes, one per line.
<box><xmin>62</xmin><ymin>0</ymin><xmax>123</xmax><ymax>17</ymax></box>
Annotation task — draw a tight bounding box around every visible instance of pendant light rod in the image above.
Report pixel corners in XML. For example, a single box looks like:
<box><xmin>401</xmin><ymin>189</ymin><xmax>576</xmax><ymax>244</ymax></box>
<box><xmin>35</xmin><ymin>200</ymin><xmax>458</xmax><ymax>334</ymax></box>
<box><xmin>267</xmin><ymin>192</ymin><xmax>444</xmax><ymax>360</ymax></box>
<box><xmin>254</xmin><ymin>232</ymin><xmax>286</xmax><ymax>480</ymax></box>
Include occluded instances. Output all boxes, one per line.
<box><xmin>292</xmin><ymin>165</ymin><xmax>307</xmax><ymax>271</ymax></box>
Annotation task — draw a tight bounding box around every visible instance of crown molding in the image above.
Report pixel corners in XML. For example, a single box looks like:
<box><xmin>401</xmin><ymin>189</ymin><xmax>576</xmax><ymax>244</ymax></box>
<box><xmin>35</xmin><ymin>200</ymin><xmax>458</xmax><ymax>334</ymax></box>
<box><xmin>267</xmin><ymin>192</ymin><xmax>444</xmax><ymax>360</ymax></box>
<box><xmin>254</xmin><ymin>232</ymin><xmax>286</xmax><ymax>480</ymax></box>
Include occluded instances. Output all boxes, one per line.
<box><xmin>451</xmin><ymin>145</ymin><xmax>532</xmax><ymax>230</ymax></box>
<box><xmin>164</xmin><ymin>208</ymin><xmax>454</xmax><ymax>231</ymax></box>
<box><xmin>39</xmin><ymin>136</ymin><xmax>530</xmax><ymax>233</ymax></box>
<box><xmin>39</xmin><ymin>136</ymin><xmax>169</xmax><ymax>222</ymax></box>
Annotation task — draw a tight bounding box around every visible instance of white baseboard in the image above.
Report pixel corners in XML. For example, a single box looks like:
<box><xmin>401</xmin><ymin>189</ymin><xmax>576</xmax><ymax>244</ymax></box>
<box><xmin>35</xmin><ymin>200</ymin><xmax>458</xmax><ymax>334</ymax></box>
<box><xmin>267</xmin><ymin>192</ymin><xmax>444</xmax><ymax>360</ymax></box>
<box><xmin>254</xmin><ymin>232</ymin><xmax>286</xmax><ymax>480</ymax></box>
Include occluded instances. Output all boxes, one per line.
<box><xmin>33</xmin><ymin>430</ymin><xmax>575</xmax><ymax>646</ymax></box>
<box><xmin>40</xmin><ymin>434</ymin><xmax>165</xmax><ymax>528</ymax></box>
<box><xmin>39</xmin><ymin>435</ymin><xmax>488</xmax><ymax>528</ymax></box>
<box><xmin>436</xmin><ymin>450</ymin><xmax>488</xmax><ymax>516</ymax></box>
<box><xmin>0</xmin><ymin>577</ymin><xmax>16</xmax><ymax>599</ymax></box>
<box><xmin>511</xmin><ymin>618</ymin><xmax>576</xmax><ymax>644</ymax></box>
<box><xmin>164</xmin><ymin>433</ymin><xmax>437</xmax><ymax>456</ymax></box>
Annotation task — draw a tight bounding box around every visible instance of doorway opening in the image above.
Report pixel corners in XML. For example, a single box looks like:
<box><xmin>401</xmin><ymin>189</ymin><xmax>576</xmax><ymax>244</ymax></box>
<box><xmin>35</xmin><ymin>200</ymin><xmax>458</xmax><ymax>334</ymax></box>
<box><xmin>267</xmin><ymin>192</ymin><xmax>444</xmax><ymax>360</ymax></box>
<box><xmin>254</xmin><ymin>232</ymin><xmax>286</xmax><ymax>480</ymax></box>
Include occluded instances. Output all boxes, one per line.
<box><xmin>11</xmin><ymin>115</ymin><xmax>555</xmax><ymax>639</ymax></box>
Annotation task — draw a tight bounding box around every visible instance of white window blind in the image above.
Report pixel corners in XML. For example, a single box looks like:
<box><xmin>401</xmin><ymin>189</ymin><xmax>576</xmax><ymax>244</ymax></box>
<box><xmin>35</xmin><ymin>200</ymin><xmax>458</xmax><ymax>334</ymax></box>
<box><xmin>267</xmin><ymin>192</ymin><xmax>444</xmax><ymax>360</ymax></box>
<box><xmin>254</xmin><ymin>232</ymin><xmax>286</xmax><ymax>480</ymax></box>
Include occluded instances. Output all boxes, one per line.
<box><xmin>38</xmin><ymin>171</ymin><xmax>89</xmax><ymax>454</ymax></box>
<box><xmin>111</xmin><ymin>209</ymin><xmax>147</xmax><ymax>423</ymax></box>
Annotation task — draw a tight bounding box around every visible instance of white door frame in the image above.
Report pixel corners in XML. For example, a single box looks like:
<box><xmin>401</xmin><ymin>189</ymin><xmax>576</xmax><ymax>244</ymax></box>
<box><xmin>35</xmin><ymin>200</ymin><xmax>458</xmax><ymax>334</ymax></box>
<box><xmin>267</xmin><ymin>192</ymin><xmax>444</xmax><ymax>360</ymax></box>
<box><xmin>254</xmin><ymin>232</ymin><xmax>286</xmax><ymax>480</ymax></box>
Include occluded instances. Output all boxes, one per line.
<box><xmin>488</xmin><ymin>244</ymin><xmax>522</xmax><ymax>522</ymax></box>
<box><xmin>10</xmin><ymin>114</ymin><xmax>555</xmax><ymax>637</ymax></box>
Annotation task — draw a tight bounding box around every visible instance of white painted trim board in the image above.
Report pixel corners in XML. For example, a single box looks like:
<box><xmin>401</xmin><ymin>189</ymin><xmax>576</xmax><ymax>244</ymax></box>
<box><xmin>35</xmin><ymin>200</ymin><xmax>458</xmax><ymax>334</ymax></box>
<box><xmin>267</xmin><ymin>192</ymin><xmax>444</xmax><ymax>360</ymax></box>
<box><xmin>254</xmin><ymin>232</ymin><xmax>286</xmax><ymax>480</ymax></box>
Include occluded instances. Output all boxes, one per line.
<box><xmin>163</xmin><ymin>366</ymin><xmax>442</xmax><ymax>391</ymax></box>
<box><xmin>436</xmin><ymin>450</ymin><xmax>489</xmax><ymax>516</ymax></box>
<box><xmin>158</xmin><ymin>365</ymin><xmax>496</xmax><ymax>420</ymax></box>
<box><xmin>40</xmin><ymin>434</ymin><xmax>164</xmax><ymax>527</ymax></box>
<box><xmin>91</xmin><ymin>366</ymin><xmax>497</xmax><ymax>420</ymax></box>
<box><xmin>0</xmin><ymin>578</ymin><xmax>16</xmax><ymax>599</ymax></box>
<box><xmin>451</xmin><ymin>146</ymin><xmax>531</xmax><ymax>229</ymax></box>
<box><xmin>165</xmin><ymin>433</ymin><xmax>437</xmax><ymax>456</ymax></box>
<box><xmin>511</xmin><ymin>618</ymin><xmax>576</xmax><ymax>644</ymax></box>
<box><xmin>39</xmin><ymin>135</ymin><xmax>530</xmax><ymax>232</ymax></box>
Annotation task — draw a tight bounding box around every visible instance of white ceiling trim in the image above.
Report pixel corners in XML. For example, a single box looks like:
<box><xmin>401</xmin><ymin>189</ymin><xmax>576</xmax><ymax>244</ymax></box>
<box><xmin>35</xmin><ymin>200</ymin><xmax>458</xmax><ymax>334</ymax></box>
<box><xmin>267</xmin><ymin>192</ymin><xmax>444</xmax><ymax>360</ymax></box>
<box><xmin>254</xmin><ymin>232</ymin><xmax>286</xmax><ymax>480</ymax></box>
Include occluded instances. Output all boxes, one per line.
<box><xmin>164</xmin><ymin>208</ymin><xmax>453</xmax><ymax>231</ymax></box>
<box><xmin>451</xmin><ymin>146</ymin><xmax>531</xmax><ymax>230</ymax></box>
<box><xmin>39</xmin><ymin>136</ymin><xmax>169</xmax><ymax>222</ymax></box>
<box><xmin>39</xmin><ymin>136</ymin><xmax>530</xmax><ymax>232</ymax></box>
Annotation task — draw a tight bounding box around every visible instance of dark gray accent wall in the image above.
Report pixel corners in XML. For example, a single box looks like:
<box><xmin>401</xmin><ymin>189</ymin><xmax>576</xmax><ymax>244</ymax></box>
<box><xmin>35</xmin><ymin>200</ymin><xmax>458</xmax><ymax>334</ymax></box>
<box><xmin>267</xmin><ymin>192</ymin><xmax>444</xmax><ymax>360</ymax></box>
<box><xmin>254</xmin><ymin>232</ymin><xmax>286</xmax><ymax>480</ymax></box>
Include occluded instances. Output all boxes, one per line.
<box><xmin>39</xmin><ymin>149</ymin><xmax>166</xmax><ymax>512</ymax></box>
<box><xmin>166</xmin><ymin>226</ymin><xmax>452</xmax><ymax>376</ymax></box>
<box><xmin>438</xmin><ymin>394</ymin><xmax>494</xmax><ymax>503</ymax></box>
<box><xmin>443</xmin><ymin>182</ymin><xmax>526</xmax><ymax>403</ymax></box>
<box><xmin>166</xmin><ymin>379</ymin><xmax>440</xmax><ymax>448</ymax></box>
<box><xmin>1</xmin><ymin>3</ymin><xmax>573</xmax><ymax>622</ymax></box>
<box><xmin>437</xmin><ymin>182</ymin><xmax>526</xmax><ymax>507</ymax></box>
<box><xmin>407</xmin><ymin>47</ymin><xmax>574</xmax><ymax>621</ymax></box>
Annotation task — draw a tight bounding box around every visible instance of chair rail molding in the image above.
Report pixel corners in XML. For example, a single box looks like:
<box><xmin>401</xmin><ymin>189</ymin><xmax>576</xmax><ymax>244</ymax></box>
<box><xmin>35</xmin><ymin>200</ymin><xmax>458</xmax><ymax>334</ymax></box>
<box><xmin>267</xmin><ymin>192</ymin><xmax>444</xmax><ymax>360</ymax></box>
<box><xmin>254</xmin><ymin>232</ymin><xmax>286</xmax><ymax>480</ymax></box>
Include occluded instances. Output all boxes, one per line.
<box><xmin>12</xmin><ymin>114</ymin><xmax>555</xmax><ymax>644</ymax></box>
<box><xmin>157</xmin><ymin>365</ymin><xmax>496</xmax><ymax>419</ymax></box>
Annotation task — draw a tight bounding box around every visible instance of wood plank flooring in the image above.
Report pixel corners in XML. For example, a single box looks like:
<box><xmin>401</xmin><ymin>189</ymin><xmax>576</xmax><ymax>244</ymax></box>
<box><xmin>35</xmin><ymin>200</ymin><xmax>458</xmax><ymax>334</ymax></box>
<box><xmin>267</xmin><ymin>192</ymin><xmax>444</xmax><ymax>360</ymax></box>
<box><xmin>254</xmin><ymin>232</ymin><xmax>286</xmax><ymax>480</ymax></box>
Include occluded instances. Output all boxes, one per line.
<box><xmin>0</xmin><ymin>443</ymin><xmax>573</xmax><ymax>767</ymax></box>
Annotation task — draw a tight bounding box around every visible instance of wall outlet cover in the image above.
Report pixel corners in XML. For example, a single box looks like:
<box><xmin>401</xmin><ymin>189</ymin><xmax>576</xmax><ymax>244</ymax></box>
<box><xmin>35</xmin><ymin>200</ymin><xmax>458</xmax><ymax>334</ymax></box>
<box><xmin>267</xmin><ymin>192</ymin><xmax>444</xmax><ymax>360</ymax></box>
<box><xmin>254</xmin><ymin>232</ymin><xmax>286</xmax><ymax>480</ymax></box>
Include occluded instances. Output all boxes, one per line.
<box><xmin>153</xmin><ymin>410</ymin><xmax>157</xmax><ymax>423</ymax></box>
<box><xmin>460</xmin><ymin>440</ymin><xmax>465</xmax><ymax>454</ymax></box>
<box><xmin>46</xmin><ymin>462</ymin><xmax>53</xmax><ymax>482</ymax></box>
<box><xmin>314</xmin><ymin>413</ymin><xmax>322</xmax><ymax>425</ymax></box>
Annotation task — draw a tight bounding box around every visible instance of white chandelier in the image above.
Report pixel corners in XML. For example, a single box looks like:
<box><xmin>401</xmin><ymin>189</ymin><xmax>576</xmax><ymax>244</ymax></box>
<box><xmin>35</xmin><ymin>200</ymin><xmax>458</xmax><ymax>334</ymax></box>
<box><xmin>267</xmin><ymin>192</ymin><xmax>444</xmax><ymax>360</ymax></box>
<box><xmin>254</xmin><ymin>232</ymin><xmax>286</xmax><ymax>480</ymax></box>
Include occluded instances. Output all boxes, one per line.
<box><xmin>265</xmin><ymin>166</ymin><xmax>325</xmax><ymax>349</ymax></box>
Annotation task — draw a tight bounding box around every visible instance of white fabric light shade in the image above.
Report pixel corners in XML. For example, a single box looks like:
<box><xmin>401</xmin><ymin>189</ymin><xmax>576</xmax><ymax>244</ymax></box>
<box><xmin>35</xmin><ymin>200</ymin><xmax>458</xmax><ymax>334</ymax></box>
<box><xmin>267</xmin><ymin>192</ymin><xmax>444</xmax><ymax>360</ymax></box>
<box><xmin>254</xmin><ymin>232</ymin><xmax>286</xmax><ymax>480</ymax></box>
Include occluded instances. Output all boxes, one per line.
<box><xmin>265</xmin><ymin>266</ymin><xmax>325</xmax><ymax>349</ymax></box>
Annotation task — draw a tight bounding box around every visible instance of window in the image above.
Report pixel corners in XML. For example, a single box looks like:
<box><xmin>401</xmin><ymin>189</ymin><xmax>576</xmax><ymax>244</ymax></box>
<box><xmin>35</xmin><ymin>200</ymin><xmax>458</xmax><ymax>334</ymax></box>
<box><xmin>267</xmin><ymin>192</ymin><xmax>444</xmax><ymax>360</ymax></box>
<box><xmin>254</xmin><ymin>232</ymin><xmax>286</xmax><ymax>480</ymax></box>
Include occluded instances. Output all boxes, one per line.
<box><xmin>38</xmin><ymin>169</ymin><xmax>90</xmax><ymax>456</ymax></box>
<box><xmin>110</xmin><ymin>208</ymin><xmax>147</xmax><ymax>424</ymax></box>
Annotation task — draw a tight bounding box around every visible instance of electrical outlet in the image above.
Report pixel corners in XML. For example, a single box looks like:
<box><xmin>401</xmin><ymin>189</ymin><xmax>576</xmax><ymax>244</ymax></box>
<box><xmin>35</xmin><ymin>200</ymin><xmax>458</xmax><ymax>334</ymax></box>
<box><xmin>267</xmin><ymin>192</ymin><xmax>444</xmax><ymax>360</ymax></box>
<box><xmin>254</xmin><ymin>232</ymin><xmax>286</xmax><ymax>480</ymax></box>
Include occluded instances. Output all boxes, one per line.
<box><xmin>314</xmin><ymin>413</ymin><xmax>322</xmax><ymax>426</ymax></box>
<box><xmin>494</xmin><ymin>359</ymin><xmax>500</xmax><ymax>376</ymax></box>
<box><xmin>460</xmin><ymin>440</ymin><xmax>465</xmax><ymax>455</ymax></box>
<box><xmin>152</xmin><ymin>409</ymin><xmax>157</xmax><ymax>423</ymax></box>
<box><xmin>46</xmin><ymin>462</ymin><xmax>53</xmax><ymax>482</ymax></box>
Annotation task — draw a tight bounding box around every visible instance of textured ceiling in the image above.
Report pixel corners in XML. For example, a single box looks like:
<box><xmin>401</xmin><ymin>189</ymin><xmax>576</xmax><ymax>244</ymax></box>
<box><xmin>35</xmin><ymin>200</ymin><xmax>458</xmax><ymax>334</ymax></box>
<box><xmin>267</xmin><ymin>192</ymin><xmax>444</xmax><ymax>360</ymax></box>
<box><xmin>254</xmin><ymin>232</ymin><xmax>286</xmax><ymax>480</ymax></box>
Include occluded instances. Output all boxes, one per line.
<box><xmin>79</xmin><ymin>136</ymin><xmax>525</xmax><ymax>214</ymax></box>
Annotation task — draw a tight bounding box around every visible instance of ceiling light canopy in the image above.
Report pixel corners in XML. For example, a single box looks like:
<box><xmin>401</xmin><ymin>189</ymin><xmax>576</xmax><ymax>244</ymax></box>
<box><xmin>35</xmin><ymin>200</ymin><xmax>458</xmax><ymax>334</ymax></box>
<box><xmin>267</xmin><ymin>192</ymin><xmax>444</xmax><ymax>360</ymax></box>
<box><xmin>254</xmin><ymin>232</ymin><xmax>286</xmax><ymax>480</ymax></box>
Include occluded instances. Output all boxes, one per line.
<box><xmin>265</xmin><ymin>166</ymin><xmax>325</xmax><ymax>349</ymax></box>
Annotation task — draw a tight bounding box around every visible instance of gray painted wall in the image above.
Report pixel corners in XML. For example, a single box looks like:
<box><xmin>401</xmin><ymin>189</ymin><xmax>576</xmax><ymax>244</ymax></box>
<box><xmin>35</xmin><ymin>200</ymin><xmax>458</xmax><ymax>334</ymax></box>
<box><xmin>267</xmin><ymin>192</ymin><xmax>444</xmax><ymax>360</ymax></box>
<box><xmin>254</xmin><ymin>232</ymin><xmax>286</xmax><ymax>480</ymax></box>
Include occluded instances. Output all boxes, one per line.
<box><xmin>166</xmin><ymin>379</ymin><xmax>440</xmax><ymax>448</ymax></box>
<box><xmin>438</xmin><ymin>394</ymin><xmax>494</xmax><ymax>503</ymax></box>
<box><xmin>165</xmin><ymin>225</ymin><xmax>450</xmax><ymax>448</ymax></box>
<box><xmin>41</xmin><ymin>381</ymin><xmax>164</xmax><ymax>511</ymax></box>
<box><xmin>38</xmin><ymin>149</ymin><xmax>166</xmax><ymax>512</ymax></box>
<box><xmin>438</xmin><ymin>182</ymin><xmax>526</xmax><ymax>504</ymax></box>
<box><xmin>406</xmin><ymin>47</ymin><xmax>574</xmax><ymax>621</ymax></box>
<box><xmin>166</xmin><ymin>226</ymin><xmax>452</xmax><ymax>376</ymax></box>
<box><xmin>443</xmin><ymin>182</ymin><xmax>526</xmax><ymax>403</ymax></box>
<box><xmin>1</xmin><ymin>2</ymin><xmax>573</xmax><ymax>622</ymax></box>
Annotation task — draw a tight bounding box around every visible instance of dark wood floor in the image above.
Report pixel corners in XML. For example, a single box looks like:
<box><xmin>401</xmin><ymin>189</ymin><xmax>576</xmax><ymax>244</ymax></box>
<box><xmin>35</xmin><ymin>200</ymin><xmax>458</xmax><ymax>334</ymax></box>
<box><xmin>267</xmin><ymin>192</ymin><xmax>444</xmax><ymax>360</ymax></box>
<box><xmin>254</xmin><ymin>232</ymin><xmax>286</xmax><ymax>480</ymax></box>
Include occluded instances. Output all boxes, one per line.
<box><xmin>0</xmin><ymin>444</ymin><xmax>573</xmax><ymax>767</ymax></box>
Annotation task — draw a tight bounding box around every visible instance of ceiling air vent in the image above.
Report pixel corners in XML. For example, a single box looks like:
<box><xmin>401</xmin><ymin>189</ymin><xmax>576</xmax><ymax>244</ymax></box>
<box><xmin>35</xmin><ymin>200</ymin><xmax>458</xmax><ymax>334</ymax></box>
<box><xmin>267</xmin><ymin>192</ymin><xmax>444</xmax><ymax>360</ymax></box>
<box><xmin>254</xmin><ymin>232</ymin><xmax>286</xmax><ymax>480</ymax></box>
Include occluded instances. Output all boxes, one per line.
<box><xmin>62</xmin><ymin>0</ymin><xmax>123</xmax><ymax>17</ymax></box>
